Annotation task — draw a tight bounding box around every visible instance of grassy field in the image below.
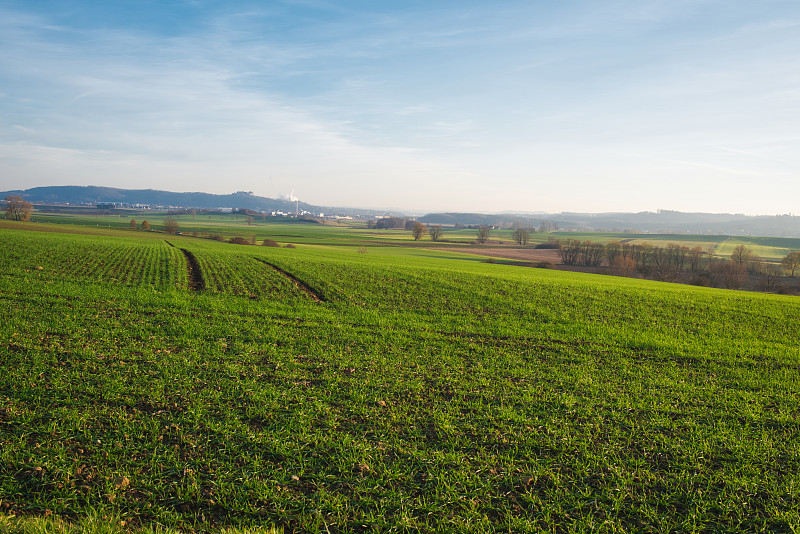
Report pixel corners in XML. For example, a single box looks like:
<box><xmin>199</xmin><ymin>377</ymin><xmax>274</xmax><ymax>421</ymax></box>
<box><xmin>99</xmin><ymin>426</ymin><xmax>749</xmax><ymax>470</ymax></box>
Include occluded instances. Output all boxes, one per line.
<box><xmin>2</xmin><ymin>220</ymin><xmax>800</xmax><ymax>532</ymax></box>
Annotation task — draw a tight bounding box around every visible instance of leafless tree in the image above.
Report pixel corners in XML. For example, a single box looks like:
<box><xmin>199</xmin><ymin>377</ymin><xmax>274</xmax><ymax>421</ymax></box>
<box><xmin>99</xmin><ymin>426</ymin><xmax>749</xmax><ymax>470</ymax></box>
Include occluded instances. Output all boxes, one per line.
<box><xmin>476</xmin><ymin>226</ymin><xmax>490</xmax><ymax>244</ymax></box>
<box><xmin>538</xmin><ymin>221</ymin><xmax>557</xmax><ymax>233</ymax></box>
<box><xmin>429</xmin><ymin>225</ymin><xmax>443</xmax><ymax>241</ymax></box>
<box><xmin>558</xmin><ymin>239</ymin><xmax>582</xmax><ymax>265</ymax></box>
<box><xmin>757</xmin><ymin>263</ymin><xmax>783</xmax><ymax>292</ymax></box>
<box><xmin>651</xmin><ymin>246</ymin><xmax>673</xmax><ymax>280</ymax></box>
<box><xmin>412</xmin><ymin>221</ymin><xmax>427</xmax><ymax>241</ymax></box>
<box><xmin>605</xmin><ymin>242</ymin><xmax>622</xmax><ymax>266</ymax></box>
<box><xmin>781</xmin><ymin>251</ymin><xmax>800</xmax><ymax>277</ymax></box>
<box><xmin>512</xmin><ymin>227</ymin><xmax>530</xmax><ymax>246</ymax></box>
<box><xmin>3</xmin><ymin>196</ymin><xmax>33</xmax><ymax>221</ymax></box>
<box><xmin>688</xmin><ymin>246</ymin><xmax>704</xmax><ymax>273</ymax></box>
<box><xmin>612</xmin><ymin>256</ymin><xmax>637</xmax><ymax>277</ymax></box>
<box><xmin>628</xmin><ymin>243</ymin><xmax>653</xmax><ymax>273</ymax></box>
<box><xmin>709</xmin><ymin>260</ymin><xmax>747</xmax><ymax>289</ymax></box>
<box><xmin>580</xmin><ymin>241</ymin><xmax>604</xmax><ymax>266</ymax></box>
<box><xmin>730</xmin><ymin>244</ymin><xmax>754</xmax><ymax>266</ymax></box>
<box><xmin>129</xmin><ymin>218</ymin><xmax>137</xmax><ymax>230</ymax></box>
<box><xmin>163</xmin><ymin>217</ymin><xmax>179</xmax><ymax>235</ymax></box>
<box><xmin>141</xmin><ymin>220</ymin><xmax>151</xmax><ymax>231</ymax></box>
<box><xmin>665</xmin><ymin>244</ymin><xmax>688</xmax><ymax>272</ymax></box>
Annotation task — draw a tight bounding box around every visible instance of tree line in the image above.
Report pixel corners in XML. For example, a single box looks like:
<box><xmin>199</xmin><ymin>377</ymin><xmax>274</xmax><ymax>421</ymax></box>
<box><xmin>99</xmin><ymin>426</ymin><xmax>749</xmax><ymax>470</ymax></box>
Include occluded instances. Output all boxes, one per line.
<box><xmin>555</xmin><ymin>239</ymin><xmax>800</xmax><ymax>292</ymax></box>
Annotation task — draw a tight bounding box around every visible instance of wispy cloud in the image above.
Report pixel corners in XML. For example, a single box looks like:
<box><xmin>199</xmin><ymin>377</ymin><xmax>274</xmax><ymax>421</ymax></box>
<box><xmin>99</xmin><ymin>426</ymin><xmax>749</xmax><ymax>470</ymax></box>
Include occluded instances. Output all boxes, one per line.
<box><xmin>2</xmin><ymin>1</ymin><xmax>800</xmax><ymax>213</ymax></box>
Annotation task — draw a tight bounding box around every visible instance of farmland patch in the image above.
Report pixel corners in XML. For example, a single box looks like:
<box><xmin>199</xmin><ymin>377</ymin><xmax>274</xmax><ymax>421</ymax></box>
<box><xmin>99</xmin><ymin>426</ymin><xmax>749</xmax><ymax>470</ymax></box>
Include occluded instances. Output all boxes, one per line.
<box><xmin>167</xmin><ymin>242</ymin><xmax>205</xmax><ymax>291</ymax></box>
<box><xmin>2</xmin><ymin>225</ymin><xmax>800</xmax><ymax>532</ymax></box>
<box><xmin>254</xmin><ymin>258</ymin><xmax>325</xmax><ymax>302</ymax></box>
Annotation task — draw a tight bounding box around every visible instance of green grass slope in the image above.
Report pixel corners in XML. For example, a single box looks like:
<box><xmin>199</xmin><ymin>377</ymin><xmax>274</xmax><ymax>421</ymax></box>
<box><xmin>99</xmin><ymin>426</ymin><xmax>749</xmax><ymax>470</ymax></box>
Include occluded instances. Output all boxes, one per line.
<box><xmin>1</xmin><ymin>228</ymin><xmax>799</xmax><ymax>532</ymax></box>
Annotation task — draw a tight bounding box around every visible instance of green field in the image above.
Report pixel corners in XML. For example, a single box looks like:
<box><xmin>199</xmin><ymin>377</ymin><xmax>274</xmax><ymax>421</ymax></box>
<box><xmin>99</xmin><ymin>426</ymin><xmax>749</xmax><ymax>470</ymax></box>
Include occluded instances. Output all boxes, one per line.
<box><xmin>2</xmin><ymin>220</ymin><xmax>800</xmax><ymax>532</ymax></box>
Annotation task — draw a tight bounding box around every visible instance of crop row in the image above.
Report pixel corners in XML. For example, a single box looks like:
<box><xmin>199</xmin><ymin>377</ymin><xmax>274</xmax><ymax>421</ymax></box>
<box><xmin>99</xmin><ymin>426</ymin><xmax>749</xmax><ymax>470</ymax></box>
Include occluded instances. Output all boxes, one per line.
<box><xmin>3</xmin><ymin>235</ymin><xmax>800</xmax><ymax>532</ymax></box>
<box><xmin>184</xmin><ymin>246</ymin><xmax>309</xmax><ymax>301</ymax></box>
<box><xmin>0</xmin><ymin>230</ymin><xmax>187</xmax><ymax>290</ymax></box>
<box><xmin>3</xmin><ymin>227</ymin><xmax>800</xmax><ymax>531</ymax></box>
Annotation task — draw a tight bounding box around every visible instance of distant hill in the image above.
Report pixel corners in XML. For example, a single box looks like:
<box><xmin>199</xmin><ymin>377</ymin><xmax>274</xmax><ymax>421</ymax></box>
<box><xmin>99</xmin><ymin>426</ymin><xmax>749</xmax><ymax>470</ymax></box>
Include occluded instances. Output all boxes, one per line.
<box><xmin>420</xmin><ymin>210</ymin><xmax>800</xmax><ymax>237</ymax></box>
<box><xmin>6</xmin><ymin>186</ymin><xmax>800</xmax><ymax>237</ymax></box>
<box><xmin>0</xmin><ymin>185</ymin><xmax>374</xmax><ymax>217</ymax></box>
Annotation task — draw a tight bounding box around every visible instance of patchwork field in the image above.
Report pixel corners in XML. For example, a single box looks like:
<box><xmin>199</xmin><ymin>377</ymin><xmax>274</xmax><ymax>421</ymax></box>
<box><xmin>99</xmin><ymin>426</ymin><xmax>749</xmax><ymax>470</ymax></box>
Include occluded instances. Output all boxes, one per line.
<box><xmin>1</xmin><ymin>222</ymin><xmax>800</xmax><ymax>532</ymax></box>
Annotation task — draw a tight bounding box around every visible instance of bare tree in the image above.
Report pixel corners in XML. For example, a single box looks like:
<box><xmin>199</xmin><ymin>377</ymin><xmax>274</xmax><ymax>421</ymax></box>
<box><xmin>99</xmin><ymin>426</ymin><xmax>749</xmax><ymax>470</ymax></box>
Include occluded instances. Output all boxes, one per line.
<box><xmin>3</xmin><ymin>196</ymin><xmax>33</xmax><ymax>221</ymax></box>
<box><xmin>558</xmin><ymin>239</ymin><xmax>582</xmax><ymax>265</ymax></box>
<box><xmin>584</xmin><ymin>241</ymin><xmax>605</xmax><ymax>266</ymax></box>
<box><xmin>635</xmin><ymin>243</ymin><xmax>653</xmax><ymax>273</ymax></box>
<box><xmin>688</xmin><ymin>246</ymin><xmax>704</xmax><ymax>273</ymax></box>
<box><xmin>163</xmin><ymin>217</ymin><xmax>179</xmax><ymax>235</ymax></box>
<box><xmin>730</xmin><ymin>244</ymin><xmax>754</xmax><ymax>266</ymax></box>
<box><xmin>652</xmin><ymin>246</ymin><xmax>677</xmax><ymax>281</ymax></box>
<box><xmin>141</xmin><ymin>220</ymin><xmax>151</xmax><ymax>231</ymax></box>
<box><xmin>247</xmin><ymin>216</ymin><xmax>254</xmax><ymax>226</ymax></box>
<box><xmin>538</xmin><ymin>221</ymin><xmax>557</xmax><ymax>233</ymax></box>
<box><xmin>605</xmin><ymin>242</ymin><xmax>622</xmax><ymax>266</ymax></box>
<box><xmin>757</xmin><ymin>263</ymin><xmax>783</xmax><ymax>292</ymax></box>
<box><xmin>665</xmin><ymin>244</ymin><xmax>688</xmax><ymax>272</ymax></box>
<box><xmin>612</xmin><ymin>256</ymin><xmax>637</xmax><ymax>277</ymax></box>
<box><xmin>781</xmin><ymin>251</ymin><xmax>800</xmax><ymax>277</ymax></box>
<box><xmin>412</xmin><ymin>221</ymin><xmax>427</xmax><ymax>241</ymax></box>
<box><xmin>476</xmin><ymin>226</ymin><xmax>490</xmax><ymax>244</ymax></box>
<box><xmin>129</xmin><ymin>218</ymin><xmax>137</xmax><ymax>230</ymax></box>
<box><xmin>709</xmin><ymin>260</ymin><xmax>747</xmax><ymax>289</ymax></box>
<box><xmin>429</xmin><ymin>225</ymin><xmax>443</xmax><ymax>241</ymax></box>
<box><xmin>512</xmin><ymin>228</ymin><xmax>530</xmax><ymax>246</ymax></box>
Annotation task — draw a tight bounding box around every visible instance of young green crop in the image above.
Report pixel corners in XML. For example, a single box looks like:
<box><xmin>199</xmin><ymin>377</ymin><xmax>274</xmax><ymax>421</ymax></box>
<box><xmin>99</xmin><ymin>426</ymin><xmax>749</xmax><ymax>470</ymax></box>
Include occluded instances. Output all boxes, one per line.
<box><xmin>1</xmin><ymin>226</ymin><xmax>799</xmax><ymax>532</ymax></box>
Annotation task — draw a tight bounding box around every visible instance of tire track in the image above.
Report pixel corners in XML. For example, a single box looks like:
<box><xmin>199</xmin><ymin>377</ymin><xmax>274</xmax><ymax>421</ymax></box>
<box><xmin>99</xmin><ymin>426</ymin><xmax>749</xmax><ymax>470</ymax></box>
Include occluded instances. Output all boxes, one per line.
<box><xmin>166</xmin><ymin>241</ymin><xmax>205</xmax><ymax>291</ymax></box>
<box><xmin>254</xmin><ymin>258</ymin><xmax>325</xmax><ymax>302</ymax></box>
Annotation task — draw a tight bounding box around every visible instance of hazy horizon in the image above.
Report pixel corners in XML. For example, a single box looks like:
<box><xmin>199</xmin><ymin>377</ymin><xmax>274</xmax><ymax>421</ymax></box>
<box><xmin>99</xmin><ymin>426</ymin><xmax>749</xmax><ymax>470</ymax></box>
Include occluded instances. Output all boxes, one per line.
<box><xmin>1</xmin><ymin>1</ymin><xmax>799</xmax><ymax>215</ymax></box>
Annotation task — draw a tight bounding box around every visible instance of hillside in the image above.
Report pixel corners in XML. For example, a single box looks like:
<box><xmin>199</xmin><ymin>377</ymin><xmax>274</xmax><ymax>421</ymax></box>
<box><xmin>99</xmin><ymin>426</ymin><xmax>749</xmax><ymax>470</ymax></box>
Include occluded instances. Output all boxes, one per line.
<box><xmin>421</xmin><ymin>210</ymin><xmax>800</xmax><ymax>237</ymax></box>
<box><xmin>0</xmin><ymin>185</ymin><xmax>377</xmax><ymax>217</ymax></box>
<box><xmin>7</xmin><ymin>186</ymin><xmax>800</xmax><ymax>237</ymax></box>
<box><xmin>1</xmin><ymin>221</ymin><xmax>799</xmax><ymax>532</ymax></box>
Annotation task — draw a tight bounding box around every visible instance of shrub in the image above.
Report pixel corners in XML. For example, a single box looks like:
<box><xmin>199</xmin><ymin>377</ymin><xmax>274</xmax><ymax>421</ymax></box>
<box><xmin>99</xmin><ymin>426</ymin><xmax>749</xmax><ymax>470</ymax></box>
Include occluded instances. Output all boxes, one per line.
<box><xmin>709</xmin><ymin>261</ymin><xmax>747</xmax><ymax>289</ymax></box>
<box><xmin>229</xmin><ymin>237</ymin><xmax>252</xmax><ymax>245</ymax></box>
<box><xmin>284</xmin><ymin>244</ymin><xmax>296</xmax><ymax>249</ymax></box>
<box><xmin>262</xmin><ymin>239</ymin><xmax>281</xmax><ymax>247</ymax></box>
<box><xmin>688</xmin><ymin>275</ymin><xmax>711</xmax><ymax>287</ymax></box>
<box><xmin>612</xmin><ymin>257</ymin><xmax>637</xmax><ymax>277</ymax></box>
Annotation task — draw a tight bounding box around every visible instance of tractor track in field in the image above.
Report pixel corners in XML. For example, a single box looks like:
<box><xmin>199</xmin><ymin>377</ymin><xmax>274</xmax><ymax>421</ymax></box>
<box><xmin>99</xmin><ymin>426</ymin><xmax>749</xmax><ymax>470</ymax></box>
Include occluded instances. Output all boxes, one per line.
<box><xmin>254</xmin><ymin>258</ymin><xmax>325</xmax><ymax>302</ymax></box>
<box><xmin>166</xmin><ymin>241</ymin><xmax>205</xmax><ymax>291</ymax></box>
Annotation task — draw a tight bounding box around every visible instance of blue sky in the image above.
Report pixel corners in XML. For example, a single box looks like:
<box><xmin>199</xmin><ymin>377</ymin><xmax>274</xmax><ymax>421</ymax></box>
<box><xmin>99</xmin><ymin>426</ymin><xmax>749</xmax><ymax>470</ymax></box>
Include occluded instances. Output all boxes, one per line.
<box><xmin>1</xmin><ymin>1</ymin><xmax>799</xmax><ymax>213</ymax></box>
